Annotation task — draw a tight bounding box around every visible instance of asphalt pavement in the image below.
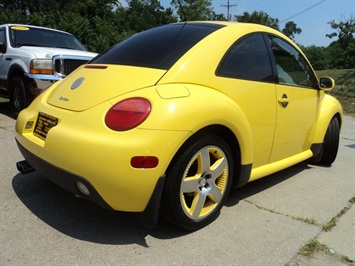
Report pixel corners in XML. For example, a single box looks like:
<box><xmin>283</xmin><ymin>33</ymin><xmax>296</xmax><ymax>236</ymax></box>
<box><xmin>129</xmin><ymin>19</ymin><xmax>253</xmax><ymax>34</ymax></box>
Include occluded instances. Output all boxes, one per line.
<box><xmin>1</xmin><ymin>100</ymin><xmax>354</xmax><ymax>266</ymax></box>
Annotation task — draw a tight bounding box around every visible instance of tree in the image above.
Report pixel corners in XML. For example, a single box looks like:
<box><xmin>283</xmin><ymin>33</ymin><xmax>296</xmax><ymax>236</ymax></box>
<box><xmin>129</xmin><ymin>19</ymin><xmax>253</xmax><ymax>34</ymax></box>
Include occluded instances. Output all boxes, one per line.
<box><xmin>326</xmin><ymin>16</ymin><xmax>355</xmax><ymax>50</ymax></box>
<box><xmin>124</xmin><ymin>0</ymin><xmax>177</xmax><ymax>32</ymax></box>
<box><xmin>282</xmin><ymin>21</ymin><xmax>302</xmax><ymax>41</ymax></box>
<box><xmin>235</xmin><ymin>11</ymin><xmax>302</xmax><ymax>41</ymax></box>
<box><xmin>326</xmin><ymin>16</ymin><xmax>355</xmax><ymax>68</ymax></box>
<box><xmin>301</xmin><ymin>45</ymin><xmax>329</xmax><ymax>70</ymax></box>
<box><xmin>0</xmin><ymin>8</ymin><xmax>27</xmax><ymax>24</ymax></box>
<box><xmin>0</xmin><ymin>0</ymin><xmax>178</xmax><ymax>53</ymax></box>
<box><xmin>212</xmin><ymin>13</ymin><xmax>227</xmax><ymax>21</ymax></box>
<box><xmin>235</xmin><ymin>11</ymin><xmax>280</xmax><ymax>30</ymax></box>
<box><xmin>170</xmin><ymin>0</ymin><xmax>214</xmax><ymax>21</ymax></box>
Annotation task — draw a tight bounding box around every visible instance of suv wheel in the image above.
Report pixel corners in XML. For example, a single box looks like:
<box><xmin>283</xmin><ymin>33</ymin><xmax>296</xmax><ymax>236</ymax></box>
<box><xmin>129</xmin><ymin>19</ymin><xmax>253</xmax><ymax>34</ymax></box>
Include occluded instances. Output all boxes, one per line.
<box><xmin>9</xmin><ymin>75</ymin><xmax>34</xmax><ymax>116</ymax></box>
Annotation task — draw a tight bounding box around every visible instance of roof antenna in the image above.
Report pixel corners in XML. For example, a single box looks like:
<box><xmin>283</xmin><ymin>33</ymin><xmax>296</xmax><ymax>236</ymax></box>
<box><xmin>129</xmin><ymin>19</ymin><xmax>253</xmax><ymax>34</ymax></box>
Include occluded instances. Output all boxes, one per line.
<box><xmin>177</xmin><ymin>0</ymin><xmax>188</xmax><ymax>21</ymax></box>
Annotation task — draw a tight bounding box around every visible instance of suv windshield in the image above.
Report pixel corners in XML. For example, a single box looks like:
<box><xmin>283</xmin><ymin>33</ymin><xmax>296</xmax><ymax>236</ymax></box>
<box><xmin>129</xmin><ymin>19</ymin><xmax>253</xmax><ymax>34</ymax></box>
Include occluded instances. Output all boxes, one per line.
<box><xmin>91</xmin><ymin>23</ymin><xmax>223</xmax><ymax>70</ymax></box>
<box><xmin>9</xmin><ymin>25</ymin><xmax>86</xmax><ymax>51</ymax></box>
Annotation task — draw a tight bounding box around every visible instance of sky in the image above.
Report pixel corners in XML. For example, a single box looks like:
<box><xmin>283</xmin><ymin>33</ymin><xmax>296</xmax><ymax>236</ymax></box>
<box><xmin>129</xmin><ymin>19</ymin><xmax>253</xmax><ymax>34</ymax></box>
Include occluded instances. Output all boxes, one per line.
<box><xmin>154</xmin><ymin>0</ymin><xmax>355</xmax><ymax>47</ymax></box>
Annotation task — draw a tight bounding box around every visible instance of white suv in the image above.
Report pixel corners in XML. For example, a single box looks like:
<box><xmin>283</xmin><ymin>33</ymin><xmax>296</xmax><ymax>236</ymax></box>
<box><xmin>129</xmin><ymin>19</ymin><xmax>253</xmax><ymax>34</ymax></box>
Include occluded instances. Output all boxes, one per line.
<box><xmin>0</xmin><ymin>24</ymin><xmax>97</xmax><ymax>115</ymax></box>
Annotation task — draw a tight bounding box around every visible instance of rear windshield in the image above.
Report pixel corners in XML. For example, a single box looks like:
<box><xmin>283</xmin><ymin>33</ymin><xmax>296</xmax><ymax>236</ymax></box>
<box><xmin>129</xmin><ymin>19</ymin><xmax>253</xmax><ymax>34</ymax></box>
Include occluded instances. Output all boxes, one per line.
<box><xmin>9</xmin><ymin>25</ymin><xmax>86</xmax><ymax>51</ymax></box>
<box><xmin>91</xmin><ymin>23</ymin><xmax>223</xmax><ymax>70</ymax></box>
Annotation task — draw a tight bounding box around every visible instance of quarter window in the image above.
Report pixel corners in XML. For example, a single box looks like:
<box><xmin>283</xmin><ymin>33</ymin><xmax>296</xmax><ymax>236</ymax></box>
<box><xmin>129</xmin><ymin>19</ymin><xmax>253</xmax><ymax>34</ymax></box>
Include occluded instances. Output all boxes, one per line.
<box><xmin>216</xmin><ymin>33</ymin><xmax>273</xmax><ymax>82</ymax></box>
<box><xmin>268</xmin><ymin>36</ymin><xmax>317</xmax><ymax>88</ymax></box>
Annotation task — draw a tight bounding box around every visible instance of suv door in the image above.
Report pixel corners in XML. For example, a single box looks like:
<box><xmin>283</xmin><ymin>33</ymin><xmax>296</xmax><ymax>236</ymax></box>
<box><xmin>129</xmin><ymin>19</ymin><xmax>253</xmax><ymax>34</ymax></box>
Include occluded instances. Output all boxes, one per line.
<box><xmin>267</xmin><ymin>35</ymin><xmax>320</xmax><ymax>163</ymax></box>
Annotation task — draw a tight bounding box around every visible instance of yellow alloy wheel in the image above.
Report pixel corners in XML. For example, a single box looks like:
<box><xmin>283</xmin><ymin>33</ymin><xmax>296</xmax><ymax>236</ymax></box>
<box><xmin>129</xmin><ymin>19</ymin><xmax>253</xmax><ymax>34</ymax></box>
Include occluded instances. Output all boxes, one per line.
<box><xmin>180</xmin><ymin>146</ymin><xmax>228</xmax><ymax>219</ymax></box>
<box><xmin>162</xmin><ymin>135</ymin><xmax>233</xmax><ymax>231</ymax></box>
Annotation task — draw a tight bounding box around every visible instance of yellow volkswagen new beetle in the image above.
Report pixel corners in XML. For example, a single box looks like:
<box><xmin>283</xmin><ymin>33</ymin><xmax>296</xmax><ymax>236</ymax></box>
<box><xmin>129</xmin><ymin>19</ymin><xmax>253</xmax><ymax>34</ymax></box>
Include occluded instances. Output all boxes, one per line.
<box><xmin>15</xmin><ymin>22</ymin><xmax>343</xmax><ymax>230</ymax></box>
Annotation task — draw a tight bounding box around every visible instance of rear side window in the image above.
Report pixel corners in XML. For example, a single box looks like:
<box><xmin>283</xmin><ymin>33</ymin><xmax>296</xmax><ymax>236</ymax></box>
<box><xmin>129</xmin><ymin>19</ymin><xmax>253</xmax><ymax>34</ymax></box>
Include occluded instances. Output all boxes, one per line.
<box><xmin>91</xmin><ymin>23</ymin><xmax>223</xmax><ymax>70</ymax></box>
<box><xmin>216</xmin><ymin>33</ymin><xmax>274</xmax><ymax>82</ymax></box>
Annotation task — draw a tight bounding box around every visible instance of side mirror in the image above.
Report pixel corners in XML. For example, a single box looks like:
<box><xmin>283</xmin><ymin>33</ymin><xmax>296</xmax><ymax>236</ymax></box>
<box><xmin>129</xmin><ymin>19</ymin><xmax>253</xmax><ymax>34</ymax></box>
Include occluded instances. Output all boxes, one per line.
<box><xmin>319</xmin><ymin>77</ymin><xmax>335</xmax><ymax>91</ymax></box>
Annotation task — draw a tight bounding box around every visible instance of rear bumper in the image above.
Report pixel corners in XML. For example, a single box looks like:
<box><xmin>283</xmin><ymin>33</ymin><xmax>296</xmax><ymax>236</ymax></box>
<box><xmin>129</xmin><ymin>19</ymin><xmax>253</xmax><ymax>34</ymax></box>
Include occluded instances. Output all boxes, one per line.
<box><xmin>16</xmin><ymin>139</ymin><xmax>166</xmax><ymax>228</ymax></box>
<box><xmin>16</xmin><ymin>139</ymin><xmax>112</xmax><ymax>210</ymax></box>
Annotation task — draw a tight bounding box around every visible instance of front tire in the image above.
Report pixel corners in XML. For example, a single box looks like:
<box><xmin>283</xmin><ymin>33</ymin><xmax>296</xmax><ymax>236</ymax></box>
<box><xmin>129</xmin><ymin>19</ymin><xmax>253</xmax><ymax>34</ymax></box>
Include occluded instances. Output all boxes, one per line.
<box><xmin>312</xmin><ymin>117</ymin><xmax>340</xmax><ymax>165</ymax></box>
<box><xmin>9</xmin><ymin>75</ymin><xmax>34</xmax><ymax>117</ymax></box>
<box><xmin>162</xmin><ymin>135</ymin><xmax>233</xmax><ymax>231</ymax></box>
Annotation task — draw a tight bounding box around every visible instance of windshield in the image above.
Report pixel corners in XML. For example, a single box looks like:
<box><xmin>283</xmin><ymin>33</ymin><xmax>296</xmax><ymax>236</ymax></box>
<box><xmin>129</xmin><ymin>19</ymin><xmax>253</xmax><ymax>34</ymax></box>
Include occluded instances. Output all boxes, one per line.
<box><xmin>91</xmin><ymin>23</ymin><xmax>223</xmax><ymax>70</ymax></box>
<box><xmin>9</xmin><ymin>25</ymin><xmax>87</xmax><ymax>51</ymax></box>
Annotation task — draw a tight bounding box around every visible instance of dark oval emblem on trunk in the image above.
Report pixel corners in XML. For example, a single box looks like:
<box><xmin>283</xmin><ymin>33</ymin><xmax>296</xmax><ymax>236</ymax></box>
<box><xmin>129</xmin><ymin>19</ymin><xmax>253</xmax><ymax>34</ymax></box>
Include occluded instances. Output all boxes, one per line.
<box><xmin>71</xmin><ymin>77</ymin><xmax>84</xmax><ymax>90</ymax></box>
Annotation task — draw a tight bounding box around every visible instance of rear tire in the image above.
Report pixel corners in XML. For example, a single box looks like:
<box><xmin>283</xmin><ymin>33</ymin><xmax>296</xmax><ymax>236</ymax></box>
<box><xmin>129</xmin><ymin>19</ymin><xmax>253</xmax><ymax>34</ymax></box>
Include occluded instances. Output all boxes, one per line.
<box><xmin>162</xmin><ymin>135</ymin><xmax>233</xmax><ymax>231</ymax></box>
<box><xmin>313</xmin><ymin>117</ymin><xmax>340</xmax><ymax>165</ymax></box>
<box><xmin>9</xmin><ymin>75</ymin><xmax>34</xmax><ymax>117</ymax></box>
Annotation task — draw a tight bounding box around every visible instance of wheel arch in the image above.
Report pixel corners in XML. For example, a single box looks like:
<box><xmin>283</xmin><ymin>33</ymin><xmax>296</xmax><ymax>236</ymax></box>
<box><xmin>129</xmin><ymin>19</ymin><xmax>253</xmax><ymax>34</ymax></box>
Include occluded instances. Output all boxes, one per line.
<box><xmin>7</xmin><ymin>63</ymin><xmax>37</xmax><ymax>96</ymax></box>
<box><xmin>312</xmin><ymin>94</ymin><xmax>343</xmax><ymax>144</ymax></box>
<box><xmin>7</xmin><ymin>63</ymin><xmax>26</xmax><ymax>87</ymax></box>
<box><xmin>165</xmin><ymin>124</ymin><xmax>251</xmax><ymax>190</ymax></box>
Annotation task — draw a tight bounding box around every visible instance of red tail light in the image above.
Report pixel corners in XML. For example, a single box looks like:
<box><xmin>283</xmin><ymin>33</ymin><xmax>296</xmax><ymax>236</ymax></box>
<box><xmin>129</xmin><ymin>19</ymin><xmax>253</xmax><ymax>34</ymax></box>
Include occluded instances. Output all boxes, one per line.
<box><xmin>105</xmin><ymin>97</ymin><xmax>151</xmax><ymax>131</ymax></box>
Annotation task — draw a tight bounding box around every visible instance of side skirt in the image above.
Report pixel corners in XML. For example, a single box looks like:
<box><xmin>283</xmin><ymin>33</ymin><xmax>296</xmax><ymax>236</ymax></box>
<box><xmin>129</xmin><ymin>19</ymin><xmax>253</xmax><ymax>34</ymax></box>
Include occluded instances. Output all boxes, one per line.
<box><xmin>249</xmin><ymin>149</ymin><xmax>313</xmax><ymax>182</ymax></box>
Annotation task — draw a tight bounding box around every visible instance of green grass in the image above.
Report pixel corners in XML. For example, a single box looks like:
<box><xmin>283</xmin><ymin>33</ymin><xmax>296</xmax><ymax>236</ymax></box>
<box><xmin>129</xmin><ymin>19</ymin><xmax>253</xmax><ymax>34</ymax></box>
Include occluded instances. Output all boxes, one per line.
<box><xmin>298</xmin><ymin>239</ymin><xmax>354</xmax><ymax>264</ymax></box>
<box><xmin>322</xmin><ymin>196</ymin><xmax>355</xmax><ymax>232</ymax></box>
<box><xmin>316</xmin><ymin>69</ymin><xmax>355</xmax><ymax>116</ymax></box>
<box><xmin>299</xmin><ymin>239</ymin><xmax>330</xmax><ymax>257</ymax></box>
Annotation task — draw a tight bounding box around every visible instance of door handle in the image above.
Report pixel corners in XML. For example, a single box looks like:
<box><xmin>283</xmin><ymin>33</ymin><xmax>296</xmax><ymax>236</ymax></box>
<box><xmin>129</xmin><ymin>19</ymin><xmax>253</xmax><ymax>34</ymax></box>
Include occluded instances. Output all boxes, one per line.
<box><xmin>278</xmin><ymin>94</ymin><xmax>289</xmax><ymax>108</ymax></box>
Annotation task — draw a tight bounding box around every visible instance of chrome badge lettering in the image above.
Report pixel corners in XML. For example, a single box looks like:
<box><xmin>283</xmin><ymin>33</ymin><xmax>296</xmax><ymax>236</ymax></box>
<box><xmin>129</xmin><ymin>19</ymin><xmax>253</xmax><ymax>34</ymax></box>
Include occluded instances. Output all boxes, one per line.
<box><xmin>71</xmin><ymin>77</ymin><xmax>84</xmax><ymax>90</ymax></box>
<box><xmin>59</xmin><ymin>96</ymin><xmax>69</xmax><ymax>101</ymax></box>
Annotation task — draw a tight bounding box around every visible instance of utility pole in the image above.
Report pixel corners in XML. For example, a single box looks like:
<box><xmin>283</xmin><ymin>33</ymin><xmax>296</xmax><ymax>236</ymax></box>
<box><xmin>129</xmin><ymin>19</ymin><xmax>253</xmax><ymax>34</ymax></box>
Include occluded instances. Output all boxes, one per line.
<box><xmin>221</xmin><ymin>0</ymin><xmax>237</xmax><ymax>21</ymax></box>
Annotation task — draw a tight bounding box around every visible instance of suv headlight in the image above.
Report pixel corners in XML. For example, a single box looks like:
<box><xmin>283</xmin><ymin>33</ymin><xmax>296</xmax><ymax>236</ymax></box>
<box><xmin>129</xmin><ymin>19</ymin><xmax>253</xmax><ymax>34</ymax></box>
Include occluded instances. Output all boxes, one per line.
<box><xmin>30</xmin><ymin>59</ymin><xmax>53</xmax><ymax>75</ymax></box>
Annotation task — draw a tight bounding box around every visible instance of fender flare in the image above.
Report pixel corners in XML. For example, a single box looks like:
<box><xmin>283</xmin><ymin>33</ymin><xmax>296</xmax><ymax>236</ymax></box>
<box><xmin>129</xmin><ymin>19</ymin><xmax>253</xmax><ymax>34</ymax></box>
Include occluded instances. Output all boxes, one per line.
<box><xmin>7</xmin><ymin>63</ymin><xmax>26</xmax><ymax>84</ymax></box>
<box><xmin>312</xmin><ymin>94</ymin><xmax>343</xmax><ymax>144</ymax></box>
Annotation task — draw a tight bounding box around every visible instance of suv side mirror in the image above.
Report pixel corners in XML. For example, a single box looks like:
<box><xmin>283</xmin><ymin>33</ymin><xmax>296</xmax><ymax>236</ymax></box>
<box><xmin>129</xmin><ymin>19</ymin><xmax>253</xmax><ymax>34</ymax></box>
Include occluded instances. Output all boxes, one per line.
<box><xmin>319</xmin><ymin>77</ymin><xmax>335</xmax><ymax>91</ymax></box>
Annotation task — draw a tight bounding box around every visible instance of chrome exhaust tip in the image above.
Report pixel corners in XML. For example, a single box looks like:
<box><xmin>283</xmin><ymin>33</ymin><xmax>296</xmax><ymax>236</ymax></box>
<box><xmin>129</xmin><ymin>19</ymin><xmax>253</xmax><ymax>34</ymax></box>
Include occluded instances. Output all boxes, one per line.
<box><xmin>16</xmin><ymin>160</ymin><xmax>35</xmax><ymax>174</ymax></box>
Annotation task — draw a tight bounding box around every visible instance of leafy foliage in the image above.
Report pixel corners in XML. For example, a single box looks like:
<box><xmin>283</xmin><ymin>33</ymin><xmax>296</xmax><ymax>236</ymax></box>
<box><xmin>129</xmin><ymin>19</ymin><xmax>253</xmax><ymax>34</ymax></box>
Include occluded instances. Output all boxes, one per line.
<box><xmin>0</xmin><ymin>0</ymin><xmax>177</xmax><ymax>52</ymax></box>
<box><xmin>317</xmin><ymin>69</ymin><xmax>355</xmax><ymax>116</ymax></box>
<box><xmin>235</xmin><ymin>11</ymin><xmax>302</xmax><ymax>41</ymax></box>
<box><xmin>327</xmin><ymin>16</ymin><xmax>355</xmax><ymax>49</ymax></box>
<box><xmin>282</xmin><ymin>21</ymin><xmax>302</xmax><ymax>41</ymax></box>
<box><xmin>171</xmin><ymin>0</ymin><xmax>214</xmax><ymax>21</ymax></box>
<box><xmin>301</xmin><ymin>45</ymin><xmax>329</xmax><ymax>70</ymax></box>
<box><xmin>301</xmin><ymin>16</ymin><xmax>355</xmax><ymax>70</ymax></box>
<box><xmin>235</xmin><ymin>11</ymin><xmax>280</xmax><ymax>30</ymax></box>
<box><xmin>0</xmin><ymin>0</ymin><xmax>353</xmax><ymax>70</ymax></box>
<box><xmin>325</xmin><ymin>16</ymin><xmax>355</xmax><ymax>69</ymax></box>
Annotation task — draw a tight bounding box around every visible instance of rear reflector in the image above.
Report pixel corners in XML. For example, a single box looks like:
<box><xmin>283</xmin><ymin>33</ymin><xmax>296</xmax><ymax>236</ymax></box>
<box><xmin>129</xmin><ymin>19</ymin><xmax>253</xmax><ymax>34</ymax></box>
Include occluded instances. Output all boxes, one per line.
<box><xmin>131</xmin><ymin>156</ymin><xmax>159</xmax><ymax>168</ymax></box>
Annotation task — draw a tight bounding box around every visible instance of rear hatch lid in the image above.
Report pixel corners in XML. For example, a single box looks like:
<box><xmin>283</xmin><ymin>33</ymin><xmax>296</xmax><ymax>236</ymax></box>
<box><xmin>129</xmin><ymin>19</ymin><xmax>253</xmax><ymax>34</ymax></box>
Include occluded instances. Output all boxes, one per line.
<box><xmin>47</xmin><ymin>65</ymin><xmax>166</xmax><ymax>111</ymax></box>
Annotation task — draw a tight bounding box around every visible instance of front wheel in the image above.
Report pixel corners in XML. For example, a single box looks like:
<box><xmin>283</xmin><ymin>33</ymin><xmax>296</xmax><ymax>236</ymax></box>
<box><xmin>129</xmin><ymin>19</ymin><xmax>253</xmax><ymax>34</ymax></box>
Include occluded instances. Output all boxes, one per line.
<box><xmin>162</xmin><ymin>135</ymin><xmax>233</xmax><ymax>231</ymax></box>
<box><xmin>312</xmin><ymin>117</ymin><xmax>340</xmax><ymax>165</ymax></box>
<box><xmin>9</xmin><ymin>75</ymin><xmax>34</xmax><ymax>117</ymax></box>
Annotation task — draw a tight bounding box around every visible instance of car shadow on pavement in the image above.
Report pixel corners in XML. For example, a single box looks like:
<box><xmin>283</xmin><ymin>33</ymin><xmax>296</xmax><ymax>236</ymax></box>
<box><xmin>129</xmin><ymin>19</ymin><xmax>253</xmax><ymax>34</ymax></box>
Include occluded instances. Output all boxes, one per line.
<box><xmin>11</xmin><ymin>172</ymin><xmax>187</xmax><ymax>247</ymax></box>
<box><xmin>0</xmin><ymin>99</ymin><xmax>16</xmax><ymax>119</ymax></box>
<box><xmin>226</xmin><ymin>162</ymin><xmax>311</xmax><ymax>206</ymax></box>
<box><xmin>12</xmin><ymin>162</ymin><xmax>311</xmax><ymax>246</ymax></box>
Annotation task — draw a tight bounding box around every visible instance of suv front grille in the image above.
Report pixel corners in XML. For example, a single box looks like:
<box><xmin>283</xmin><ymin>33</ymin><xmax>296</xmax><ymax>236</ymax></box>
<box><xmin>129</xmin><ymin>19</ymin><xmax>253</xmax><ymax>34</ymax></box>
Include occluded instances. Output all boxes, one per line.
<box><xmin>53</xmin><ymin>55</ymin><xmax>93</xmax><ymax>77</ymax></box>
